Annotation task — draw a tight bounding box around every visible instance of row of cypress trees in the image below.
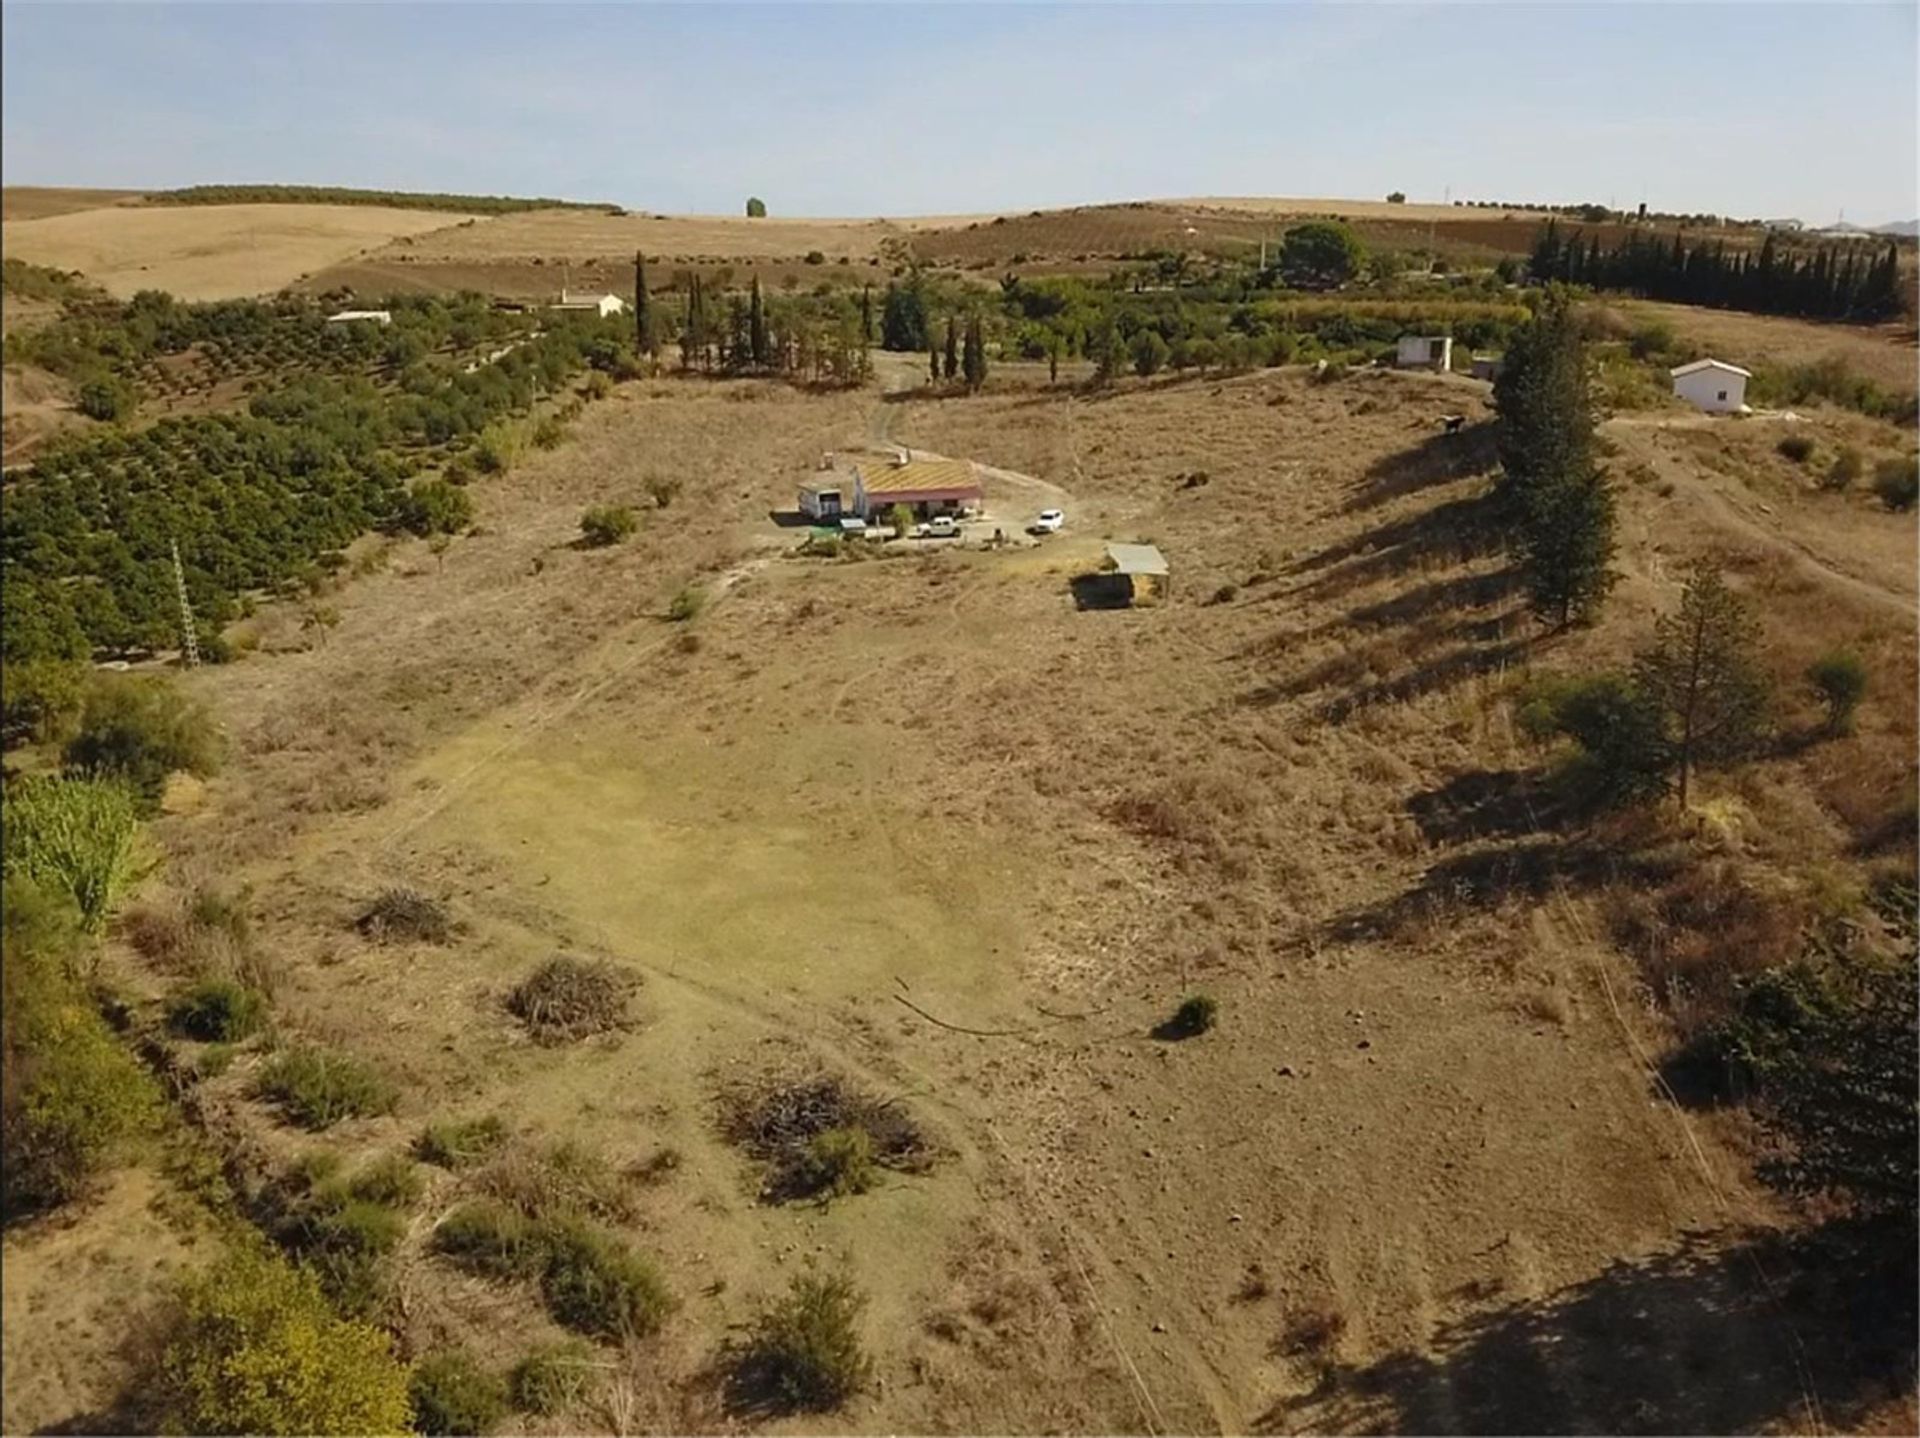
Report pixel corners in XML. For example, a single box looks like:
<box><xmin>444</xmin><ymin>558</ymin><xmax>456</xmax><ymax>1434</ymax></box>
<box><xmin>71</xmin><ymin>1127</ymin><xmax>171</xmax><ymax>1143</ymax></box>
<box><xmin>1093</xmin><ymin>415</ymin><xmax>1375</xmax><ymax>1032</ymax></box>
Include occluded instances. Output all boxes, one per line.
<box><xmin>1531</xmin><ymin>221</ymin><xmax>1906</xmax><ymax>323</ymax></box>
<box><xmin>632</xmin><ymin>252</ymin><xmax>870</xmax><ymax>383</ymax></box>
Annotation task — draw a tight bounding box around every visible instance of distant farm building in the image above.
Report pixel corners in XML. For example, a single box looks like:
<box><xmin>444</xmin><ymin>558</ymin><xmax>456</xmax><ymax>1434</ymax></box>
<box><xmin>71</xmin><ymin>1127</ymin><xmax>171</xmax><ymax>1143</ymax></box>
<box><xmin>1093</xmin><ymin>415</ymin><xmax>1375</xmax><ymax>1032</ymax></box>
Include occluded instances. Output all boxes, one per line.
<box><xmin>550</xmin><ymin>289</ymin><xmax>626</xmax><ymax>318</ymax></box>
<box><xmin>1396</xmin><ymin>335</ymin><xmax>1453</xmax><ymax>372</ymax></box>
<box><xmin>1670</xmin><ymin>358</ymin><xmax>1751</xmax><ymax>414</ymax></box>
<box><xmin>1470</xmin><ymin>354</ymin><xmax>1504</xmax><ymax>382</ymax></box>
<box><xmin>1074</xmin><ymin>543</ymin><xmax>1170</xmax><ymax>609</ymax></box>
<box><xmin>797</xmin><ymin>478</ymin><xmax>846</xmax><ymax>522</ymax></box>
<box><xmin>844</xmin><ymin>449</ymin><xmax>984</xmax><ymax>520</ymax></box>
<box><xmin>326</xmin><ymin>309</ymin><xmax>392</xmax><ymax>325</ymax></box>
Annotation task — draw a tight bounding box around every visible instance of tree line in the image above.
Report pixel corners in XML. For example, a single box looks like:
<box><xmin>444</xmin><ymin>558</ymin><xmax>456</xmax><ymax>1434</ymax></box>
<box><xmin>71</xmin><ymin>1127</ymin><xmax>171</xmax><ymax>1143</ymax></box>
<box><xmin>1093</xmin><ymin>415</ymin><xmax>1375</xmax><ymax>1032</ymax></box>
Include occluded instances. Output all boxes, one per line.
<box><xmin>145</xmin><ymin>184</ymin><xmax>616</xmax><ymax>214</ymax></box>
<box><xmin>1531</xmin><ymin>220</ymin><xmax>1908</xmax><ymax>322</ymax></box>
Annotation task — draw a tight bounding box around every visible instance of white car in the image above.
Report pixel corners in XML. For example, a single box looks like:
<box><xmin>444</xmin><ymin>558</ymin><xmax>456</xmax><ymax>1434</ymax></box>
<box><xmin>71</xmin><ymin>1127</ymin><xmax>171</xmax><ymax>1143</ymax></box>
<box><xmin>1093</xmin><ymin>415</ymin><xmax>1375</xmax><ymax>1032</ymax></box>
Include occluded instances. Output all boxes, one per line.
<box><xmin>917</xmin><ymin>515</ymin><xmax>962</xmax><ymax>539</ymax></box>
<box><xmin>1034</xmin><ymin>509</ymin><xmax>1065</xmax><ymax>534</ymax></box>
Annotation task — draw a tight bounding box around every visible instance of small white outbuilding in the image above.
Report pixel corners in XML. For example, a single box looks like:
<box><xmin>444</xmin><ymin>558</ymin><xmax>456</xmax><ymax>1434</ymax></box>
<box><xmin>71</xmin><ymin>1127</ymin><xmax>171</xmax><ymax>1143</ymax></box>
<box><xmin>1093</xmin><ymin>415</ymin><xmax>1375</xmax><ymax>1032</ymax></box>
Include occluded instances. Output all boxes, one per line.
<box><xmin>551</xmin><ymin>289</ymin><xmax>626</xmax><ymax>318</ymax></box>
<box><xmin>1670</xmin><ymin>358</ymin><xmax>1751</xmax><ymax>414</ymax></box>
<box><xmin>1396</xmin><ymin>335</ymin><xmax>1452</xmax><ymax>372</ymax></box>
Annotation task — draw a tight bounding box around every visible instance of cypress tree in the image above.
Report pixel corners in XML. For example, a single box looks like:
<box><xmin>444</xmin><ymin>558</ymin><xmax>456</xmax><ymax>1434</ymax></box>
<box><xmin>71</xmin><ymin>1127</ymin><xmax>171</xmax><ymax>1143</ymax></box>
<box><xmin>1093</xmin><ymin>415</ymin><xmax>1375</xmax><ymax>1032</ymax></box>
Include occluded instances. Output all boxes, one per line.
<box><xmin>942</xmin><ymin>316</ymin><xmax>959</xmax><ymax>381</ymax></box>
<box><xmin>749</xmin><ymin>275</ymin><xmax>768</xmax><ymax>367</ymax></box>
<box><xmin>860</xmin><ymin>284</ymin><xmax>873</xmax><ymax>343</ymax></box>
<box><xmin>962</xmin><ymin>313</ymin><xmax>987</xmax><ymax>391</ymax></box>
<box><xmin>633</xmin><ymin>251</ymin><xmax>655</xmax><ymax>361</ymax></box>
<box><xmin>929</xmin><ymin>341</ymin><xmax>939</xmax><ymax>383</ymax></box>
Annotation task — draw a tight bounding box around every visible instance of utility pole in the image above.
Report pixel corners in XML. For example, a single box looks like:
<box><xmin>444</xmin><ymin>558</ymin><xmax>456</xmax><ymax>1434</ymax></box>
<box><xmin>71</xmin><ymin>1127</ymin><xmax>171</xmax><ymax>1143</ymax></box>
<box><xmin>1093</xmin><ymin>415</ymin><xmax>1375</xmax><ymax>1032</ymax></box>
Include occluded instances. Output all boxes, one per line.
<box><xmin>171</xmin><ymin>539</ymin><xmax>200</xmax><ymax>667</ymax></box>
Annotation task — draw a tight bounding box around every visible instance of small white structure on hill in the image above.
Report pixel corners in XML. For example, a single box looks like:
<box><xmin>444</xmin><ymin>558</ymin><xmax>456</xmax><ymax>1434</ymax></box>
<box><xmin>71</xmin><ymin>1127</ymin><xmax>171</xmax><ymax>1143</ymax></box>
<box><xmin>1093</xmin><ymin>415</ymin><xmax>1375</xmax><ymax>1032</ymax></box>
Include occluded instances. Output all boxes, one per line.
<box><xmin>551</xmin><ymin>289</ymin><xmax>625</xmax><ymax>318</ymax></box>
<box><xmin>326</xmin><ymin>309</ymin><xmax>391</xmax><ymax>325</ymax></box>
<box><xmin>1670</xmin><ymin>358</ymin><xmax>1751</xmax><ymax>414</ymax></box>
<box><xmin>1396</xmin><ymin>335</ymin><xmax>1452</xmax><ymax>372</ymax></box>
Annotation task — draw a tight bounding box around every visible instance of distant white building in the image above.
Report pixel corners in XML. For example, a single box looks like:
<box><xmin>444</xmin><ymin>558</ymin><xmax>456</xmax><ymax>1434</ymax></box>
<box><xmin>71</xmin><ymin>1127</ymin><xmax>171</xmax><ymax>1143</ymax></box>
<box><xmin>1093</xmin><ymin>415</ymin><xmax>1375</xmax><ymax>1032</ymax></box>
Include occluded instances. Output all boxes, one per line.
<box><xmin>326</xmin><ymin>309</ymin><xmax>392</xmax><ymax>325</ymax></box>
<box><xmin>1396</xmin><ymin>335</ymin><xmax>1452</xmax><ymax>372</ymax></box>
<box><xmin>551</xmin><ymin>289</ymin><xmax>625</xmax><ymax>318</ymax></box>
<box><xmin>1670</xmin><ymin>358</ymin><xmax>1751</xmax><ymax>414</ymax></box>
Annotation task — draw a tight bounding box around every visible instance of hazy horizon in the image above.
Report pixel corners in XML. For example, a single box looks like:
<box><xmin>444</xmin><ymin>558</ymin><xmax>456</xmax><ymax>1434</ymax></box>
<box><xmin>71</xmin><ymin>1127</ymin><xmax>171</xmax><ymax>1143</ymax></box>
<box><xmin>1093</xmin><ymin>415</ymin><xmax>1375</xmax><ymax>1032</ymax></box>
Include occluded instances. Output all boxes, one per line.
<box><xmin>4</xmin><ymin>2</ymin><xmax>1916</xmax><ymax>228</ymax></box>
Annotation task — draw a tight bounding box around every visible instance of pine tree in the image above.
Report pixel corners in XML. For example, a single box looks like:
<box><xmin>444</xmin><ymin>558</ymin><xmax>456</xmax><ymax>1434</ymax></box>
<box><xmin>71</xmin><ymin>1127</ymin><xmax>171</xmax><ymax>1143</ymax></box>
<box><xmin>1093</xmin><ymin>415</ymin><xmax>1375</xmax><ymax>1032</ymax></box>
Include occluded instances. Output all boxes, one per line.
<box><xmin>942</xmin><ymin>316</ymin><xmax>958</xmax><ymax>381</ymax></box>
<box><xmin>1519</xmin><ymin>467</ymin><xmax>1617</xmax><ymax>627</ymax></box>
<box><xmin>961</xmin><ymin>313</ymin><xmax>986</xmax><ymax>391</ymax></box>
<box><xmin>1633</xmin><ymin>563</ymin><xmax>1771</xmax><ymax>808</ymax></box>
<box><xmin>749</xmin><ymin>276</ymin><xmax>769</xmax><ymax>368</ymax></box>
<box><xmin>1495</xmin><ymin>288</ymin><xmax>1616</xmax><ymax>627</ymax></box>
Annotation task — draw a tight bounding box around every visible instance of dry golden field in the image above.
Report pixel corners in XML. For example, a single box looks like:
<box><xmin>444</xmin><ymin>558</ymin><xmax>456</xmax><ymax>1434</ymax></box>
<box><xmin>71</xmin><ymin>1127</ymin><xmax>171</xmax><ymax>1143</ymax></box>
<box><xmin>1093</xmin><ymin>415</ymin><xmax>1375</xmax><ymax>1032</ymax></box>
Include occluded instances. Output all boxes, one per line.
<box><xmin>6</xmin><ymin>335</ymin><xmax>1912</xmax><ymax>1433</ymax></box>
<box><xmin>0</xmin><ymin>202</ymin><xmax>472</xmax><ymax>299</ymax></box>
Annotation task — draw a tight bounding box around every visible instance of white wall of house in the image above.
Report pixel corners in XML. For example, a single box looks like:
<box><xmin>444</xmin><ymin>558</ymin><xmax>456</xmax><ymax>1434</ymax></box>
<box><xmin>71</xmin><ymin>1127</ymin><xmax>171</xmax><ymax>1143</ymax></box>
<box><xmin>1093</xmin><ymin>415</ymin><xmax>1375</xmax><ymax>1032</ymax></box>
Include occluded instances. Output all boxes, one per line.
<box><xmin>1671</xmin><ymin>363</ymin><xmax>1749</xmax><ymax>414</ymax></box>
<box><xmin>1396</xmin><ymin>335</ymin><xmax>1452</xmax><ymax>371</ymax></box>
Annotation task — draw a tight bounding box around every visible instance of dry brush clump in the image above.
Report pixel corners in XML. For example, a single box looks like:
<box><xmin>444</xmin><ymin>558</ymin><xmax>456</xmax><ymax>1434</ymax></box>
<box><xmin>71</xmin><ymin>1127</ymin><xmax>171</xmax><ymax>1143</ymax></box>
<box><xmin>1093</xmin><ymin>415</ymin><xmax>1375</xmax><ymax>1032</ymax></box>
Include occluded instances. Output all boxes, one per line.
<box><xmin>718</xmin><ymin>1071</ymin><xmax>934</xmax><ymax>1202</ymax></box>
<box><xmin>355</xmin><ymin>886</ymin><xmax>452</xmax><ymax>944</ymax></box>
<box><xmin>505</xmin><ymin>955</ymin><xmax>637</xmax><ymax>1042</ymax></box>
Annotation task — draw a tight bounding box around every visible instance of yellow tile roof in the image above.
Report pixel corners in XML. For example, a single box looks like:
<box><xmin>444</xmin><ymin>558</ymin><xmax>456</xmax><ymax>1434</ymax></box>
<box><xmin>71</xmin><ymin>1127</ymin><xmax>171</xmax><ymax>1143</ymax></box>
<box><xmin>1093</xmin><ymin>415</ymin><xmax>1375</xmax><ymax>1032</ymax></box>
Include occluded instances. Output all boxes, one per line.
<box><xmin>852</xmin><ymin>457</ymin><xmax>982</xmax><ymax>496</ymax></box>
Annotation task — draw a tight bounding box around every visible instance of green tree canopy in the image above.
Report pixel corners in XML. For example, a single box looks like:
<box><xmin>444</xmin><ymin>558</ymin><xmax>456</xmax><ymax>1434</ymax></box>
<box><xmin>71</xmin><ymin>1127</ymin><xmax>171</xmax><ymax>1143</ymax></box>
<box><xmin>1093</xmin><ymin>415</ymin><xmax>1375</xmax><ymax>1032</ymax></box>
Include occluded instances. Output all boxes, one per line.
<box><xmin>1278</xmin><ymin>221</ymin><xmax>1365</xmax><ymax>290</ymax></box>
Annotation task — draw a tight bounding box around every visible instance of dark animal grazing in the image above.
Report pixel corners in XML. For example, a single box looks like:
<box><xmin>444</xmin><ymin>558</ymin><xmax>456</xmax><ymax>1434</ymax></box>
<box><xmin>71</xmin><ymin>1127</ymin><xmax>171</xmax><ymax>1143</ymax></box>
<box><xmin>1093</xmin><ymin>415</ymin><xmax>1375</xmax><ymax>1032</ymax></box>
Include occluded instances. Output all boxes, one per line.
<box><xmin>1442</xmin><ymin>414</ymin><xmax>1467</xmax><ymax>434</ymax></box>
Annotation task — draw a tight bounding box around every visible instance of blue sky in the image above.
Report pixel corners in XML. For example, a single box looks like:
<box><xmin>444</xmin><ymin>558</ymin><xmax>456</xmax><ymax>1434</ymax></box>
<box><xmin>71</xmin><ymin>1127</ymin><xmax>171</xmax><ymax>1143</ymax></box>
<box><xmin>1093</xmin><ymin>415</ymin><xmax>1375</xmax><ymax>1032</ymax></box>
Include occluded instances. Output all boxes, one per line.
<box><xmin>4</xmin><ymin>3</ymin><xmax>1915</xmax><ymax>224</ymax></box>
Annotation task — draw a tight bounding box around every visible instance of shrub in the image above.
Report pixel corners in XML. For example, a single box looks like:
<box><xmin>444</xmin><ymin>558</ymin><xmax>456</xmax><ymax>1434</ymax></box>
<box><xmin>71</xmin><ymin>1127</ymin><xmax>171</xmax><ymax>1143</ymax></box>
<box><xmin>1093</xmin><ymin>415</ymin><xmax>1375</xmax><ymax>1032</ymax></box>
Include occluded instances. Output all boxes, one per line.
<box><xmin>1518</xmin><ymin>672</ymin><xmax>1669</xmax><ymax>808</ymax></box>
<box><xmin>505</xmin><ymin>956</ymin><xmax>635</xmax><ymax>1042</ymax></box>
<box><xmin>159</xmin><ymin>1246</ymin><xmax>412</xmax><ymax>1436</ymax></box>
<box><xmin>398</xmin><ymin>479</ymin><xmax>473</xmax><ymax>537</ymax></box>
<box><xmin>255</xmin><ymin>1046</ymin><xmax>398</xmax><ymax>1129</ymax></box>
<box><xmin>1164</xmin><ymin>992</ymin><xmax>1219</xmax><ymax>1038</ymax></box>
<box><xmin>62</xmin><ymin>675</ymin><xmax>220</xmax><ymax>812</ymax></box>
<box><xmin>1822</xmin><ymin>446</ymin><xmax>1863</xmax><ymax>492</ymax></box>
<box><xmin>1626</xmin><ymin>321</ymin><xmax>1674</xmax><ymax>361</ymax></box>
<box><xmin>804</xmin><ymin>250</ymin><xmax>825</xmax><ymax>265</ymax></box>
<box><xmin>1873</xmin><ymin>455</ymin><xmax>1918</xmax><ymax>511</ymax></box>
<box><xmin>802</xmin><ymin>1126</ymin><xmax>877</xmax><ymax>1199</ymax></box>
<box><xmin>579</xmin><ymin>505</ymin><xmax>637</xmax><ymax>547</ymax></box>
<box><xmin>475</xmin><ymin>1138</ymin><xmax>633</xmax><ymax>1225</ymax></box>
<box><xmin>1</xmin><ymin>775</ymin><xmax>141</xmax><ymax>931</ymax></box>
<box><xmin>417</xmin><ymin>1114</ymin><xmax>508</xmax><ymax>1169</ymax></box>
<box><xmin>346</xmin><ymin>1152</ymin><xmax>423</xmax><ymax>1207</ymax></box>
<box><xmin>77</xmin><ymin>375</ymin><xmax>133</xmax><ymax>421</ymax></box>
<box><xmin>737</xmin><ymin>1270</ymin><xmax>873</xmax><ymax>1412</ymax></box>
<box><xmin>167</xmin><ymin>977</ymin><xmax>267</xmax><ymax>1042</ymax></box>
<box><xmin>355</xmin><ymin>887</ymin><xmax>450</xmax><ymax>944</ymax></box>
<box><xmin>667</xmin><ymin>585</ymin><xmax>705</xmax><ymax>622</ymax></box>
<box><xmin>644</xmin><ymin>473</ymin><xmax>681</xmax><ymax>508</ymax></box>
<box><xmin>2</xmin><ymin>876</ymin><xmax>159</xmax><ymax>1216</ymax></box>
<box><xmin>1776</xmin><ymin>433</ymin><xmax>1815</xmax><ymax>464</ymax></box>
<box><xmin>581</xmin><ymin>371</ymin><xmax>612</xmax><ymax>400</ymax></box>
<box><xmin>1</xmin><ymin>658</ymin><xmax>90</xmax><ymax>747</ymax></box>
<box><xmin>531</xmin><ymin>417</ymin><xmax>567</xmax><ymax>450</ymax></box>
<box><xmin>1806</xmin><ymin>651</ymin><xmax>1868</xmax><ymax>736</ymax></box>
<box><xmin>433</xmin><ymin>1199</ymin><xmax>545</xmax><ymax>1280</ymax></box>
<box><xmin>410</xmin><ymin>1350</ymin><xmax>508</xmax><ymax>1437</ymax></box>
<box><xmin>509</xmin><ymin>1341</ymin><xmax>595</xmax><ymax>1415</ymax></box>
<box><xmin>538</xmin><ymin>1216</ymin><xmax>674</xmax><ymax>1339</ymax></box>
